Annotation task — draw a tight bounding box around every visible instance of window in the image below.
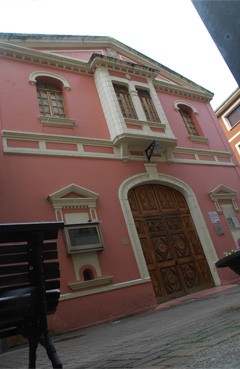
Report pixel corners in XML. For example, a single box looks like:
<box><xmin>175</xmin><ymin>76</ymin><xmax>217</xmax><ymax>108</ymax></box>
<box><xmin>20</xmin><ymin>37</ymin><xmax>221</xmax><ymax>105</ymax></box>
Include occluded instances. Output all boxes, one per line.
<box><xmin>179</xmin><ymin>106</ymin><xmax>199</xmax><ymax>136</ymax></box>
<box><xmin>113</xmin><ymin>83</ymin><xmax>138</xmax><ymax>119</ymax></box>
<box><xmin>227</xmin><ymin>105</ymin><xmax>240</xmax><ymax>128</ymax></box>
<box><xmin>64</xmin><ymin>222</ymin><xmax>104</xmax><ymax>254</ymax></box>
<box><xmin>136</xmin><ymin>88</ymin><xmax>160</xmax><ymax>122</ymax></box>
<box><xmin>37</xmin><ymin>82</ymin><xmax>66</xmax><ymax>118</ymax></box>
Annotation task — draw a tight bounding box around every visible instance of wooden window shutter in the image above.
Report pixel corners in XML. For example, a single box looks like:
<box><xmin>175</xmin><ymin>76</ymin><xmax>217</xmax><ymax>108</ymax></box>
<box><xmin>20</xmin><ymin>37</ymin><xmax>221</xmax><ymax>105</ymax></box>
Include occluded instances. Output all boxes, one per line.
<box><xmin>137</xmin><ymin>88</ymin><xmax>160</xmax><ymax>122</ymax></box>
<box><xmin>179</xmin><ymin>108</ymin><xmax>199</xmax><ymax>136</ymax></box>
<box><xmin>113</xmin><ymin>84</ymin><xmax>138</xmax><ymax>119</ymax></box>
<box><xmin>37</xmin><ymin>83</ymin><xmax>66</xmax><ymax>118</ymax></box>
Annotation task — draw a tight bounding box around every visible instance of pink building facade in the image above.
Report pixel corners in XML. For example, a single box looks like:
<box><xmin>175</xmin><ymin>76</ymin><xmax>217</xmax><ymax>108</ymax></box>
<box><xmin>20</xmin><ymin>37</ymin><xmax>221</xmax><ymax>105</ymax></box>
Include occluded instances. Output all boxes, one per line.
<box><xmin>1</xmin><ymin>34</ymin><xmax>240</xmax><ymax>333</ymax></box>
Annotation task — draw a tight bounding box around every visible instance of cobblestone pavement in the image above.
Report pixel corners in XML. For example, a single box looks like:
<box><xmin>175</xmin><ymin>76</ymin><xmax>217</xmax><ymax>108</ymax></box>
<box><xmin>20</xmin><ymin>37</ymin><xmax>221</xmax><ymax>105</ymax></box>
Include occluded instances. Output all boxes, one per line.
<box><xmin>1</xmin><ymin>284</ymin><xmax>240</xmax><ymax>368</ymax></box>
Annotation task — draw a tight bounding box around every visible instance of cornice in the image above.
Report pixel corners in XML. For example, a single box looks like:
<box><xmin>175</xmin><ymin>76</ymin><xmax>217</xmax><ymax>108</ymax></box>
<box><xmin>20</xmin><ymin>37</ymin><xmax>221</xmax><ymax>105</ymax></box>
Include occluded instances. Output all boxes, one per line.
<box><xmin>2</xmin><ymin>130</ymin><xmax>233</xmax><ymax>166</ymax></box>
<box><xmin>2</xmin><ymin>130</ymin><xmax>113</xmax><ymax>146</ymax></box>
<box><xmin>0</xmin><ymin>41</ymin><xmax>90</xmax><ymax>73</ymax></box>
<box><xmin>175</xmin><ymin>146</ymin><xmax>231</xmax><ymax>157</ymax></box>
<box><xmin>155</xmin><ymin>80</ymin><xmax>213</xmax><ymax>102</ymax></box>
<box><xmin>112</xmin><ymin>132</ymin><xmax>177</xmax><ymax>148</ymax></box>
<box><xmin>48</xmin><ymin>197</ymin><xmax>97</xmax><ymax>210</ymax></box>
<box><xmin>0</xmin><ymin>33</ymin><xmax>212</xmax><ymax>93</ymax></box>
<box><xmin>0</xmin><ymin>38</ymin><xmax>213</xmax><ymax>101</ymax></box>
<box><xmin>89</xmin><ymin>54</ymin><xmax>159</xmax><ymax>78</ymax></box>
<box><xmin>3</xmin><ymin>130</ymin><xmax>231</xmax><ymax>159</ymax></box>
<box><xmin>0</xmin><ymin>41</ymin><xmax>159</xmax><ymax>79</ymax></box>
<box><xmin>215</xmin><ymin>88</ymin><xmax>240</xmax><ymax>116</ymax></box>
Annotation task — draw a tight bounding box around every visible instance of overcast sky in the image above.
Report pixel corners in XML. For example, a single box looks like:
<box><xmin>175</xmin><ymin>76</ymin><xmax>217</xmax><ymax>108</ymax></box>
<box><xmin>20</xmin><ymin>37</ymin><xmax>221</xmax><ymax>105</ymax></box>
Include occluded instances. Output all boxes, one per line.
<box><xmin>0</xmin><ymin>0</ymin><xmax>238</xmax><ymax>109</ymax></box>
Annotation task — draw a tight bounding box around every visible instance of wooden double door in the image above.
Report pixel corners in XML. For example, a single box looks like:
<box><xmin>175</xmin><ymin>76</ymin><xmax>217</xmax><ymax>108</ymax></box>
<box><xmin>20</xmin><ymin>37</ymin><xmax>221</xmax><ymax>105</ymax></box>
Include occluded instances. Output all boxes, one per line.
<box><xmin>128</xmin><ymin>184</ymin><xmax>214</xmax><ymax>303</ymax></box>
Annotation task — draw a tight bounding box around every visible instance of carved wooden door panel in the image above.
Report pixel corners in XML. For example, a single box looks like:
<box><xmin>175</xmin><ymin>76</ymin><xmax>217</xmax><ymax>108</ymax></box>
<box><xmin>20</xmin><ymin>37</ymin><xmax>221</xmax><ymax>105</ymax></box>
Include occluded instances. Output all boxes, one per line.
<box><xmin>128</xmin><ymin>185</ymin><xmax>214</xmax><ymax>303</ymax></box>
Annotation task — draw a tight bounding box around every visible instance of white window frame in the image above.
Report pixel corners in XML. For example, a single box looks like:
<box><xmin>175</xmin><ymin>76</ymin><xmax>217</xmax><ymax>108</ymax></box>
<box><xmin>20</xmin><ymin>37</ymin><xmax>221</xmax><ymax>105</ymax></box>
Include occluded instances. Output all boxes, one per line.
<box><xmin>236</xmin><ymin>142</ymin><xmax>240</xmax><ymax>157</ymax></box>
<box><xmin>111</xmin><ymin>77</ymin><xmax>163</xmax><ymax>123</ymax></box>
<box><xmin>64</xmin><ymin>222</ymin><xmax>104</xmax><ymax>254</ymax></box>
<box><xmin>29</xmin><ymin>71</ymin><xmax>76</xmax><ymax>127</ymax></box>
<box><xmin>222</xmin><ymin>98</ymin><xmax>240</xmax><ymax>131</ymax></box>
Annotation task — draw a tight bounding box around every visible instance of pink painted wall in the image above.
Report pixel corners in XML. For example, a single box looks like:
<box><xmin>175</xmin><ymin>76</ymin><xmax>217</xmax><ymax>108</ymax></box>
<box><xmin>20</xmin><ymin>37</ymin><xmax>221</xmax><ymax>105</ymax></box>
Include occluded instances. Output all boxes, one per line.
<box><xmin>2</xmin><ymin>151</ymin><xmax>240</xmax><ymax>292</ymax></box>
<box><xmin>48</xmin><ymin>282</ymin><xmax>156</xmax><ymax>332</ymax></box>
<box><xmin>0</xmin><ymin>58</ymin><xmax>110</xmax><ymax>139</ymax></box>
<box><xmin>158</xmin><ymin>91</ymin><xmax>235</xmax><ymax>153</ymax></box>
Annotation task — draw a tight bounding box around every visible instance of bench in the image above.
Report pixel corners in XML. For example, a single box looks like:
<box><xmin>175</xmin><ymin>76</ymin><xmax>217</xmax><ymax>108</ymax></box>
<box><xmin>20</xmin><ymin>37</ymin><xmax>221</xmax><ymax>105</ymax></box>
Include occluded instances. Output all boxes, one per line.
<box><xmin>0</xmin><ymin>221</ymin><xmax>64</xmax><ymax>369</ymax></box>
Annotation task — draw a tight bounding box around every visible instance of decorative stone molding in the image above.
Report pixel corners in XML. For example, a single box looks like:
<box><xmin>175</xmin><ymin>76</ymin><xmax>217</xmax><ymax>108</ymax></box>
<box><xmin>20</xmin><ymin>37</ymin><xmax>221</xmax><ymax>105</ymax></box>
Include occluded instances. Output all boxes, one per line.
<box><xmin>38</xmin><ymin>115</ymin><xmax>76</xmax><ymax>127</ymax></box>
<box><xmin>156</xmin><ymin>81</ymin><xmax>213</xmax><ymax>102</ymax></box>
<box><xmin>174</xmin><ymin>100</ymin><xmax>198</xmax><ymax>113</ymax></box>
<box><xmin>106</xmin><ymin>48</ymin><xmax>117</xmax><ymax>58</ymax></box>
<box><xmin>118</xmin><ymin>171</ymin><xmax>221</xmax><ymax>286</ymax></box>
<box><xmin>2</xmin><ymin>130</ymin><xmax>234</xmax><ymax>166</ymax></box>
<box><xmin>48</xmin><ymin>184</ymin><xmax>99</xmax><ymax>212</ymax></box>
<box><xmin>29</xmin><ymin>71</ymin><xmax>71</xmax><ymax>90</ymax></box>
<box><xmin>209</xmin><ymin>184</ymin><xmax>239</xmax><ymax>213</ymax></box>
<box><xmin>0</xmin><ymin>38</ymin><xmax>213</xmax><ymax>102</ymax></box>
<box><xmin>189</xmin><ymin>135</ymin><xmax>209</xmax><ymax>143</ymax></box>
<box><xmin>68</xmin><ymin>276</ymin><xmax>113</xmax><ymax>291</ymax></box>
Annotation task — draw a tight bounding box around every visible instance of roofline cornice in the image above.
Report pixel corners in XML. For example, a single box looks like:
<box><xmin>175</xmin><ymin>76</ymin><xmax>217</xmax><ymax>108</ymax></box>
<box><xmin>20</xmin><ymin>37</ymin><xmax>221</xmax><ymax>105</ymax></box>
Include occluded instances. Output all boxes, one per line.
<box><xmin>0</xmin><ymin>39</ymin><xmax>213</xmax><ymax>101</ymax></box>
<box><xmin>89</xmin><ymin>54</ymin><xmax>159</xmax><ymax>78</ymax></box>
<box><xmin>0</xmin><ymin>41</ymin><xmax>91</xmax><ymax>73</ymax></box>
<box><xmin>215</xmin><ymin>88</ymin><xmax>240</xmax><ymax>115</ymax></box>
<box><xmin>0</xmin><ymin>33</ymin><xmax>213</xmax><ymax>94</ymax></box>
<box><xmin>154</xmin><ymin>80</ymin><xmax>213</xmax><ymax>102</ymax></box>
<box><xmin>0</xmin><ymin>41</ymin><xmax>160</xmax><ymax>78</ymax></box>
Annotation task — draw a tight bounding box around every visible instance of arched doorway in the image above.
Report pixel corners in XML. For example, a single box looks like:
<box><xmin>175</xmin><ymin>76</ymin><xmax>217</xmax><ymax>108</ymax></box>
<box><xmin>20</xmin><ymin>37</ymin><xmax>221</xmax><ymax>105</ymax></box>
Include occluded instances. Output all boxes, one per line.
<box><xmin>128</xmin><ymin>184</ymin><xmax>214</xmax><ymax>303</ymax></box>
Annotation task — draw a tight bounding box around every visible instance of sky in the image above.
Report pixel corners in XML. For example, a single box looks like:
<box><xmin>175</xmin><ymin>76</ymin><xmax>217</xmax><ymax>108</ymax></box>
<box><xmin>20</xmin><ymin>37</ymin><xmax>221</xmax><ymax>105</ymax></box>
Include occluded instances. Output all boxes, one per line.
<box><xmin>0</xmin><ymin>0</ymin><xmax>238</xmax><ymax>110</ymax></box>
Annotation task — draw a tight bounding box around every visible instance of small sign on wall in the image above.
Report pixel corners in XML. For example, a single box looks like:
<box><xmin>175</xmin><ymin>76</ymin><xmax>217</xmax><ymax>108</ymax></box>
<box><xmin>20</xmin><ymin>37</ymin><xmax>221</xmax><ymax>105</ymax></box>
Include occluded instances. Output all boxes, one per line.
<box><xmin>213</xmin><ymin>222</ymin><xmax>225</xmax><ymax>236</ymax></box>
<box><xmin>208</xmin><ymin>211</ymin><xmax>220</xmax><ymax>224</ymax></box>
<box><xmin>227</xmin><ymin>217</ymin><xmax>240</xmax><ymax>229</ymax></box>
<box><xmin>208</xmin><ymin>211</ymin><xmax>224</xmax><ymax>236</ymax></box>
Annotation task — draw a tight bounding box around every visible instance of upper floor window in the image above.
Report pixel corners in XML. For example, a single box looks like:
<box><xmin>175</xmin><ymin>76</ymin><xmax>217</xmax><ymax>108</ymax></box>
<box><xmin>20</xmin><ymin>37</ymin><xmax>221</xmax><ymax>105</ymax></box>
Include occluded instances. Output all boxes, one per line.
<box><xmin>29</xmin><ymin>72</ymin><xmax>76</xmax><ymax>127</ymax></box>
<box><xmin>37</xmin><ymin>81</ymin><xmax>66</xmax><ymax>118</ymax></box>
<box><xmin>136</xmin><ymin>88</ymin><xmax>160</xmax><ymax>122</ymax></box>
<box><xmin>179</xmin><ymin>105</ymin><xmax>199</xmax><ymax>136</ymax></box>
<box><xmin>226</xmin><ymin>104</ymin><xmax>240</xmax><ymax>128</ymax></box>
<box><xmin>113</xmin><ymin>83</ymin><xmax>138</xmax><ymax>119</ymax></box>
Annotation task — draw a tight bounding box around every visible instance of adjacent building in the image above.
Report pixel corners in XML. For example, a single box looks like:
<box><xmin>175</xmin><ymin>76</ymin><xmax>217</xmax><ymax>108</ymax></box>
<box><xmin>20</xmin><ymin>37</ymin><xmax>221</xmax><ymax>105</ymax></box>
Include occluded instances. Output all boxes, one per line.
<box><xmin>1</xmin><ymin>33</ymin><xmax>240</xmax><ymax>333</ymax></box>
<box><xmin>215</xmin><ymin>88</ymin><xmax>240</xmax><ymax>164</ymax></box>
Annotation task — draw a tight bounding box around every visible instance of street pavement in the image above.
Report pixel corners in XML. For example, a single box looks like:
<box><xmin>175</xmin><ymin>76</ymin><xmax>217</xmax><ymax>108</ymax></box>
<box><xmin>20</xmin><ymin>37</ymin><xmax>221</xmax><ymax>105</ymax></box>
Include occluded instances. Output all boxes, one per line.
<box><xmin>1</xmin><ymin>284</ymin><xmax>240</xmax><ymax>368</ymax></box>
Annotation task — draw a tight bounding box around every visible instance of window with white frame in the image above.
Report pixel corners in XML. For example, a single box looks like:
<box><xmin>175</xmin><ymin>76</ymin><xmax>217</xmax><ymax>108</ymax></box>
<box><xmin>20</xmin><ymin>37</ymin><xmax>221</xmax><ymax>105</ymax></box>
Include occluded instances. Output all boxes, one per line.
<box><xmin>174</xmin><ymin>101</ymin><xmax>206</xmax><ymax>140</ymax></box>
<box><xmin>29</xmin><ymin>71</ymin><xmax>75</xmax><ymax>126</ymax></box>
<box><xmin>136</xmin><ymin>88</ymin><xmax>160</xmax><ymax>122</ymax></box>
<box><xmin>48</xmin><ymin>184</ymin><xmax>104</xmax><ymax>254</ymax></box>
<box><xmin>113</xmin><ymin>83</ymin><xmax>138</xmax><ymax>119</ymax></box>
<box><xmin>64</xmin><ymin>222</ymin><xmax>104</xmax><ymax>254</ymax></box>
<box><xmin>226</xmin><ymin>104</ymin><xmax>240</xmax><ymax>128</ymax></box>
<box><xmin>37</xmin><ymin>81</ymin><xmax>66</xmax><ymax>118</ymax></box>
<box><xmin>221</xmin><ymin>97</ymin><xmax>240</xmax><ymax>131</ymax></box>
<box><xmin>179</xmin><ymin>105</ymin><xmax>199</xmax><ymax>136</ymax></box>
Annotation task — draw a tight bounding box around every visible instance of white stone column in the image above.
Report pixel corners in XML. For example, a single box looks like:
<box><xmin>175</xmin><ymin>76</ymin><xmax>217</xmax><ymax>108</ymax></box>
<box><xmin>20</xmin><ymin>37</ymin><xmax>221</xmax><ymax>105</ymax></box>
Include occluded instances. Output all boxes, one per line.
<box><xmin>129</xmin><ymin>82</ymin><xmax>151</xmax><ymax>134</ymax></box>
<box><xmin>148</xmin><ymin>79</ymin><xmax>176</xmax><ymax>138</ymax></box>
<box><xmin>128</xmin><ymin>82</ymin><xmax>146</xmax><ymax>121</ymax></box>
<box><xmin>94</xmin><ymin>66</ymin><xmax>125</xmax><ymax>140</ymax></box>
